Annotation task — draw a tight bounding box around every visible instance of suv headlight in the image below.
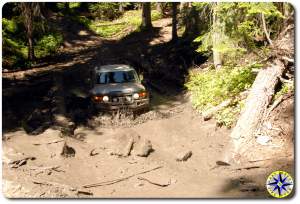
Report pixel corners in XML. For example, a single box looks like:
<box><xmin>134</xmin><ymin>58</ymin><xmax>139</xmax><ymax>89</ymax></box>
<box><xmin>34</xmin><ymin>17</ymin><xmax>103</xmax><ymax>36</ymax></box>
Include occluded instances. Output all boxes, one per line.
<box><xmin>103</xmin><ymin>96</ymin><xmax>109</xmax><ymax>102</ymax></box>
<box><xmin>133</xmin><ymin>93</ymin><xmax>139</xmax><ymax>99</ymax></box>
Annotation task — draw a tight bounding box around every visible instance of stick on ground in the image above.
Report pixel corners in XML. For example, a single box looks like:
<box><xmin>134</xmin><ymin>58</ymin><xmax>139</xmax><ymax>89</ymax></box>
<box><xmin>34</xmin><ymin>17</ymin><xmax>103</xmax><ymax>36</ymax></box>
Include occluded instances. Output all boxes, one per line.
<box><xmin>137</xmin><ymin>177</ymin><xmax>170</xmax><ymax>187</ymax></box>
<box><xmin>82</xmin><ymin>166</ymin><xmax>163</xmax><ymax>188</ymax></box>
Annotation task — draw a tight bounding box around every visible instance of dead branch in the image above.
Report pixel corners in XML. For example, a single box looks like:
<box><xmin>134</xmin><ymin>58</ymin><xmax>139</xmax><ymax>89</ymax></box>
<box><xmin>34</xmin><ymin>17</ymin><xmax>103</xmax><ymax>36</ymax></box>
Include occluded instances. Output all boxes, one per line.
<box><xmin>33</xmin><ymin>139</ymin><xmax>65</xmax><ymax>146</ymax></box>
<box><xmin>9</xmin><ymin>156</ymin><xmax>36</xmax><ymax>168</ymax></box>
<box><xmin>202</xmin><ymin>99</ymin><xmax>232</xmax><ymax>121</ymax></box>
<box><xmin>234</xmin><ymin>165</ymin><xmax>261</xmax><ymax>171</ymax></box>
<box><xmin>279</xmin><ymin>77</ymin><xmax>293</xmax><ymax>84</ymax></box>
<box><xmin>33</xmin><ymin>180</ymin><xmax>93</xmax><ymax>196</ymax></box>
<box><xmin>202</xmin><ymin>91</ymin><xmax>248</xmax><ymax>121</ymax></box>
<box><xmin>281</xmin><ymin>56</ymin><xmax>294</xmax><ymax>63</ymax></box>
<box><xmin>82</xmin><ymin>166</ymin><xmax>163</xmax><ymax>188</ymax></box>
<box><xmin>248</xmin><ymin>154</ymin><xmax>293</xmax><ymax>163</ymax></box>
<box><xmin>29</xmin><ymin>165</ymin><xmax>65</xmax><ymax>173</ymax></box>
<box><xmin>137</xmin><ymin>177</ymin><xmax>171</xmax><ymax>187</ymax></box>
<box><xmin>261</xmin><ymin>13</ymin><xmax>273</xmax><ymax>46</ymax></box>
<box><xmin>265</xmin><ymin>95</ymin><xmax>284</xmax><ymax>118</ymax></box>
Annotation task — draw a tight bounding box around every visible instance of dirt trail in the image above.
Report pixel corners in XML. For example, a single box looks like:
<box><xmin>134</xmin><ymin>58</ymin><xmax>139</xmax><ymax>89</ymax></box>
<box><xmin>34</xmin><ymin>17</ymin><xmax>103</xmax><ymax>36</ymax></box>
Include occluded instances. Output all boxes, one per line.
<box><xmin>2</xmin><ymin>93</ymin><xmax>294</xmax><ymax>198</ymax></box>
<box><xmin>2</xmin><ymin>18</ymin><xmax>171</xmax><ymax>81</ymax></box>
<box><xmin>2</xmin><ymin>17</ymin><xmax>294</xmax><ymax>198</ymax></box>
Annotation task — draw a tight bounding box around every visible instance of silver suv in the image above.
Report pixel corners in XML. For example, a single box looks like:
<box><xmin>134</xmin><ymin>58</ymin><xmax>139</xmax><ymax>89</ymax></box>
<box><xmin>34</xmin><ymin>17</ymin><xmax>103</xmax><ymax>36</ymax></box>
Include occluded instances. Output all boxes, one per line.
<box><xmin>89</xmin><ymin>64</ymin><xmax>149</xmax><ymax>110</ymax></box>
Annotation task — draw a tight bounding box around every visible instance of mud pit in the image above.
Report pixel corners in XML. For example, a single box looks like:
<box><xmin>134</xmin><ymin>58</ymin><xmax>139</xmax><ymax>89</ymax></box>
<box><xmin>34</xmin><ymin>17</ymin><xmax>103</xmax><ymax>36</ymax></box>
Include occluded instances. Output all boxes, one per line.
<box><xmin>2</xmin><ymin>93</ymin><xmax>294</xmax><ymax>198</ymax></box>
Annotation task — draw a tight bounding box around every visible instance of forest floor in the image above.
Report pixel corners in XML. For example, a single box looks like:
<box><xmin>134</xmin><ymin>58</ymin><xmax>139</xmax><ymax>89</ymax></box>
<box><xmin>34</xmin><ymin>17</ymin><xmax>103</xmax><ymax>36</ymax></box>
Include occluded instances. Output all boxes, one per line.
<box><xmin>2</xmin><ymin>17</ymin><xmax>294</xmax><ymax>198</ymax></box>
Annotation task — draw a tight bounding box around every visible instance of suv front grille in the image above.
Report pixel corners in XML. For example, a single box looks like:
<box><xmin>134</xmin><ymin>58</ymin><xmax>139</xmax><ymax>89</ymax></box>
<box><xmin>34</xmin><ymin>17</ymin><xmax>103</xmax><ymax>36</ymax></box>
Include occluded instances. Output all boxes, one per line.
<box><xmin>111</xmin><ymin>95</ymin><xmax>133</xmax><ymax>104</ymax></box>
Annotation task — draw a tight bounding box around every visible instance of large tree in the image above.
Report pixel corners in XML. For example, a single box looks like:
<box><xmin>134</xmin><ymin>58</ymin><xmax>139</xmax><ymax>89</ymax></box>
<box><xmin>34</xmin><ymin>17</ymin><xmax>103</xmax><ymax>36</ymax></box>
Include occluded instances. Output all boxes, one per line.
<box><xmin>212</xmin><ymin>2</ymin><xmax>222</xmax><ymax>69</ymax></box>
<box><xmin>141</xmin><ymin>2</ymin><xmax>152</xmax><ymax>30</ymax></box>
<box><xmin>19</xmin><ymin>2</ymin><xmax>44</xmax><ymax>62</ymax></box>
<box><xmin>171</xmin><ymin>3</ymin><xmax>178</xmax><ymax>41</ymax></box>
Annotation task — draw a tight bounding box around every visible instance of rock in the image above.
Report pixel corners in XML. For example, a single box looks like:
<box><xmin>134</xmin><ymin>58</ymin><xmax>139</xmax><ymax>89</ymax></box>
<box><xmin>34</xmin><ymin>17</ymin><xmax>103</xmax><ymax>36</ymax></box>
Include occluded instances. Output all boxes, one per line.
<box><xmin>240</xmin><ymin>183</ymin><xmax>260</xmax><ymax>192</ymax></box>
<box><xmin>176</xmin><ymin>150</ymin><xmax>192</xmax><ymax>162</ymax></box>
<box><xmin>108</xmin><ymin>134</ymin><xmax>134</xmax><ymax>157</ymax></box>
<box><xmin>22</xmin><ymin>108</ymin><xmax>52</xmax><ymax>135</ymax></box>
<box><xmin>134</xmin><ymin>139</ymin><xmax>153</xmax><ymax>157</ymax></box>
<box><xmin>61</xmin><ymin>142</ymin><xmax>76</xmax><ymax>158</ymax></box>
<box><xmin>89</xmin><ymin>148</ymin><xmax>100</xmax><ymax>156</ymax></box>
<box><xmin>134</xmin><ymin>182</ymin><xmax>144</xmax><ymax>188</ymax></box>
<box><xmin>216</xmin><ymin>161</ymin><xmax>231</xmax><ymax>166</ymax></box>
<box><xmin>54</xmin><ymin>115</ymin><xmax>76</xmax><ymax>137</ymax></box>
<box><xmin>105</xmin><ymin>129</ymin><xmax>153</xmax><ymax>158</ymax></box>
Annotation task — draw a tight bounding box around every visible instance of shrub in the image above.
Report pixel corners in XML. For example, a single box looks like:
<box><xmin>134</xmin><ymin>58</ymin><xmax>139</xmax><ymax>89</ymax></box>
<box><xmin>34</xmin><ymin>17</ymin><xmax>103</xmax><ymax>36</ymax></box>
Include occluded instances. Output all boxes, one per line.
<box><xmin>185</xmin><ymin>64</ymin><xmax>259</xmax><ymax>127</ymax></box>
<box><xmin>35</xmin><ymin>33</ymin><xmax>63</xmax><ymax>58</ymax></box>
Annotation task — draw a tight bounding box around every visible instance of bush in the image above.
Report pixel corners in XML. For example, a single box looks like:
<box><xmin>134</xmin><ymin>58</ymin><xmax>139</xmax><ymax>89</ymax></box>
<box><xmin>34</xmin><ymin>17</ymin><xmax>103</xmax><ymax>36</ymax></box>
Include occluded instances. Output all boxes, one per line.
<box><xmin>185</xmin><ymin>64</ymin><xmax>259</xmax><ymax>127</ymax></box>
<box><xmin>35</xmin><ymin>33</ymin><xmax>63</xmax><ymax>58</ymax></box>
<box><xmin>2</xmin><ymin>18</ymin><xmax>18</xmax><ymax>33</ymax></box>
<box><xmin>185</xmin><ymin>65</ymin><xmax>256</xmax><ymax>110</ymax></box>
<box><xmin>88</xmin><ymin>3</ymin><xmax>122</xmax><ymax>20</ymax></box>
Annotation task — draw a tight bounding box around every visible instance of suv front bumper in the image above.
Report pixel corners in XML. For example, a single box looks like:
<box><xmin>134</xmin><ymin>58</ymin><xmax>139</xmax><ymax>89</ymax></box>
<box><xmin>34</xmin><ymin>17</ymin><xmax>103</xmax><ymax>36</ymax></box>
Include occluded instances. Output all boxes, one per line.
<box><xmin>93</xmin><ymin>98</ymin><xmax>149</xmax><ymax>111</ymax></box>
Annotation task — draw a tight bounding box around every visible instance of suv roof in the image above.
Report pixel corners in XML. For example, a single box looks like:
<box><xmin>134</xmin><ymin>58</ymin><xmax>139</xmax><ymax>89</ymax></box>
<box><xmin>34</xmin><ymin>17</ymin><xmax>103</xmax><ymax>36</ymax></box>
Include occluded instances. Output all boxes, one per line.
<box><xmin>95</xmin><ymin>64</ymin><xmax>134</xmax><ymax>73</ymax></box>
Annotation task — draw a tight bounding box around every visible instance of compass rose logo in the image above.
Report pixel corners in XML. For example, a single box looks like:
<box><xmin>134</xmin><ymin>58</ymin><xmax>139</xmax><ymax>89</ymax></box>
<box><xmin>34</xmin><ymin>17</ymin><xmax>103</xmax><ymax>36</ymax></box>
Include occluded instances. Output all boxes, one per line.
<box><xmin>266</xmin><ymin>170</ymin><xmax>294</xmax><ymax>198</ymax></box>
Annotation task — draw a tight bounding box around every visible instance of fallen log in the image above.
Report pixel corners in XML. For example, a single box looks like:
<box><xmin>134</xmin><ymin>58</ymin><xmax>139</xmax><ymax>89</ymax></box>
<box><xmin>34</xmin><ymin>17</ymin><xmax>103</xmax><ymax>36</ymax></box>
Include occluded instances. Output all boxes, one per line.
<box><xmin>223</xmin><ymin>59</ymin><xmax>286</xmax><ymax>163</ymax></box>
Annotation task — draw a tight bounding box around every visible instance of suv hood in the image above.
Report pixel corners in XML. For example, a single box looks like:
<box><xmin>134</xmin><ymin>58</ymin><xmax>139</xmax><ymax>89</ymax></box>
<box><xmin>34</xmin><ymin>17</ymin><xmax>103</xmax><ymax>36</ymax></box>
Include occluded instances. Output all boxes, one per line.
<box><xmin>90</xmin><ymin>82</ymin><xmax>146</xmax><ymax>96</ymax></box>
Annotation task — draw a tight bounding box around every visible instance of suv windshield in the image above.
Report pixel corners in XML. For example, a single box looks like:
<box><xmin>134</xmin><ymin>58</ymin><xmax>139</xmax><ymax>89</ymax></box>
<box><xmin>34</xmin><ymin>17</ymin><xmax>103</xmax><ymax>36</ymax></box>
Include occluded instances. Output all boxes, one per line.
<box><xmin>97</xmin><ymin>70</ymin><xmax>138</xmax><ymax>84</ymax></box>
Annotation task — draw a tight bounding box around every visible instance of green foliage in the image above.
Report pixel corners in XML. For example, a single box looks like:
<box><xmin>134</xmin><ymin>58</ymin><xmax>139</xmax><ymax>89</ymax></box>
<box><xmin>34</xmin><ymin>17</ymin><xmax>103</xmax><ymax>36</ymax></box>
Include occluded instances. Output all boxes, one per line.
<box><xmin>193</xmin><ymin>2</ymin><xmax>284</xmax><ymax>60</ymax></box>
<box><xmin>274</xmin><ymin>83</ymin><xmax>293</xmax><ymax>101</ymax></box>
<box><xmin>185</xmin><ymin>62</ymin><xmax>266</xmax><ymax>127</ymax></box>
<box><xmin>69</xmin><ymin>2</ymin><xmax>81</xmax><ymax>9</ymax></box>
<box><xmin>75</xmin><ymin>10</ymin><xmax>162</xmax><ymax>38</ymax></box>
<box><xmin>35</xmin><ymin>33</ymin><xmax>63</xmax><ymax>58</ymax></box>
<box><xmin>185</xmin><ymin>64</ymin><xmax>257</xmax><ymax>111</ymax></box>
<box><xmin>215</xmin><ymin>102</ymin><xmax>243</xmax><ymax>128</ymax></box>
<box><xmin>2</xmin><ymin>15</ymin><xmax>64</xmax><ymax>68</ymax></box>
<box><xmin>88</xmin><ymin>3</ymin><xmax>122</xmax><ymax>20</ymax></box>
<box><xmin>56</xmin><ymin>2</ymin><xmax>66</xmax><ymax>10</ymax></box>
<box><xmin>2</xmin><ymin>18</ymin><xmax>18</xmax><ymax>33</ymax></box>
<box><xmin>2</xmin><ymin>17</ymin><xmax>28</xmax><ymax>67</ymax></box>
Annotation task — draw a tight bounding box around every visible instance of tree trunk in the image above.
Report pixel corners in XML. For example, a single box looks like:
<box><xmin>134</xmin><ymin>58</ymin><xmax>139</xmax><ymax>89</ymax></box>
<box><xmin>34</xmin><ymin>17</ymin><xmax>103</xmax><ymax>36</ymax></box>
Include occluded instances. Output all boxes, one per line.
<box><xmin>119</xmin><ymin>4</ymin><xmax>124</xmax><ymax>13</ymax></box>
<box><xmin>179</xmin><ymin>2</ymin><xmax>187</xmax><ymax>13</ymax></box>
<box><xmin>171</xmin><ymin>3</ymin><xmax>178</xmax><ymax>41</ymax></box>
<box><xmin>156</xmin><ymin>3</ymin><xmax>163</xmax><ymax>15</ymax></box>
<box><xmin>28</xmin><ymin>35</ymin><xmax>34</xmax><ymax>62</ymax></box>
<box><xmin>212</xmin><ymin>3</ymin><xmax>222</xmax><ymax>69</ymax></box>
<box><xmin>183</xmin><ymin>4</ymin><xmax>199</xmax><ymax>39</ymax></box>
<box><xmin>223</xmin><ymin>59</ymin><xmax>285</xmax><ymax>163</ymax></box>
<box><xmin>141</xmin><ymin>3</ymin><xmax>152</xmax><ymax>30</ymax></box>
